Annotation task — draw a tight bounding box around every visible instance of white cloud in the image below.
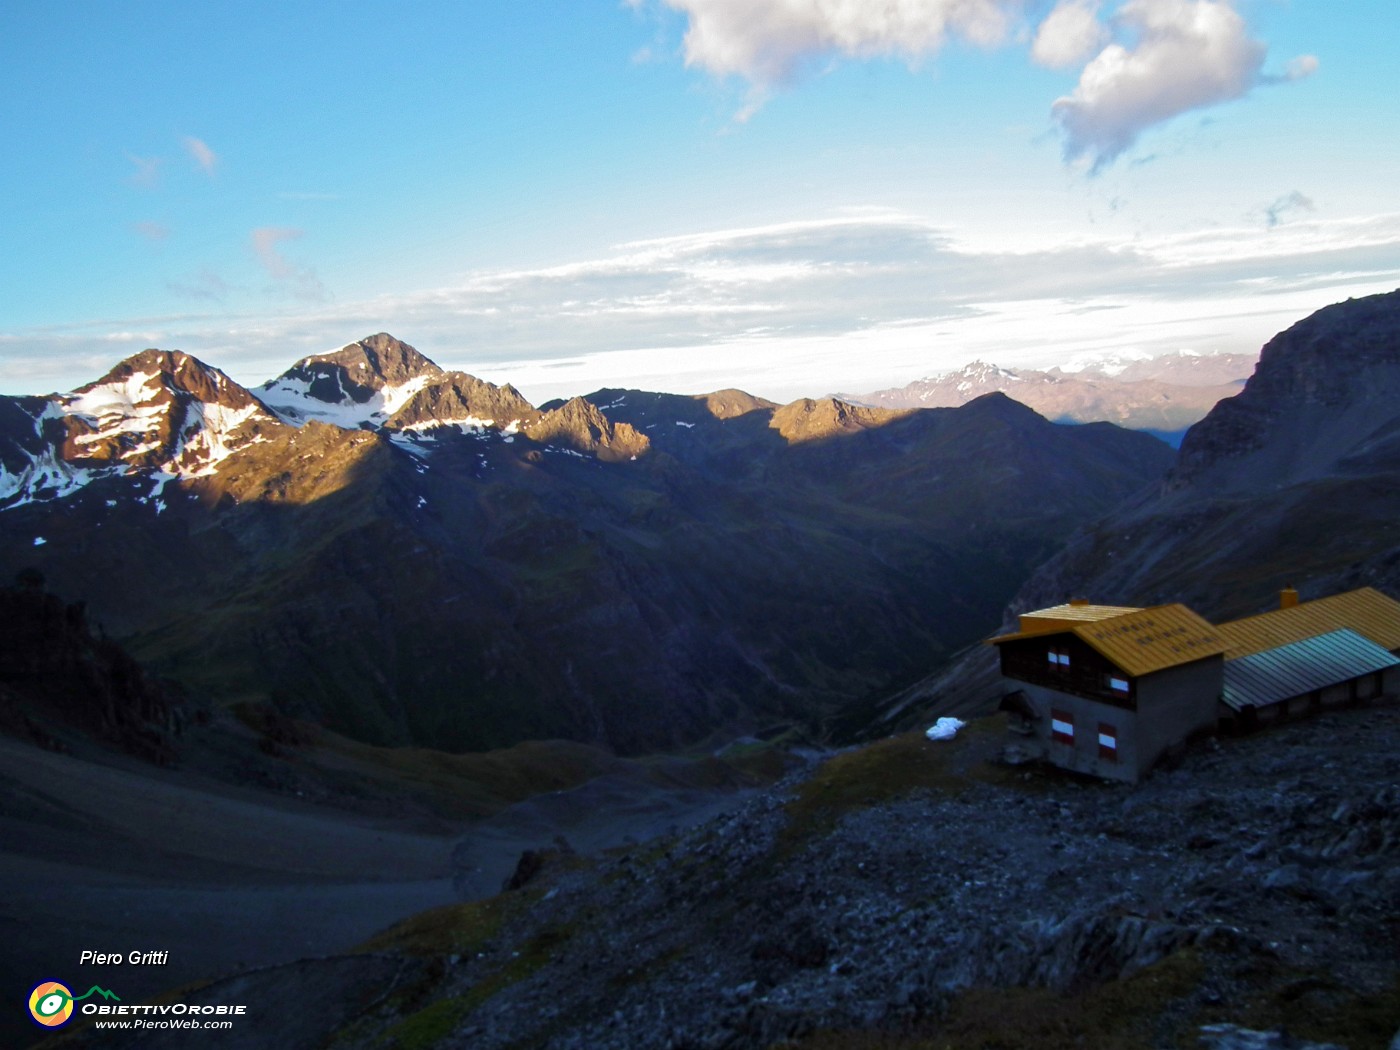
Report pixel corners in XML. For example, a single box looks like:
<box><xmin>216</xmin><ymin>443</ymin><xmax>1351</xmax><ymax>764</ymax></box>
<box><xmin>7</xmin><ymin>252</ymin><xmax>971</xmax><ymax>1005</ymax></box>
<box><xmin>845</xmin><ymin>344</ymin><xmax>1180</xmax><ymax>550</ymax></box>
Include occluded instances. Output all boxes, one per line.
<box><xmin>250</xmin><ymin>227</ymin><xmax>326</xmax><ymax>301</ymax></box>
<box><xmin>1052</xmin><ymin>0</ymin><xmax>1266</xmax><ymax>171</ymax></box>
<box><xmin>183</xmin><ymin>136</ymin><xmax>218</xmax><ymax>175</ymax></box>
<box><xmin>1282</xmin><ymin>53</ymin><xmax>1319</xmax><ymax>82</ymax></box>
<box><xmin>644</xmin><ymin>0</ymin><xmax>1311</xmax><ymax>168</ymax></box>
<box><xmin>657</xmin><ymin>0</ymin><xmax>1020</xmax><ymax>86</ymax></box>
<box><xmin>1032</xmin><ymin>0</ymin><xmax>1108</xmax><ymax>69</ymax></box>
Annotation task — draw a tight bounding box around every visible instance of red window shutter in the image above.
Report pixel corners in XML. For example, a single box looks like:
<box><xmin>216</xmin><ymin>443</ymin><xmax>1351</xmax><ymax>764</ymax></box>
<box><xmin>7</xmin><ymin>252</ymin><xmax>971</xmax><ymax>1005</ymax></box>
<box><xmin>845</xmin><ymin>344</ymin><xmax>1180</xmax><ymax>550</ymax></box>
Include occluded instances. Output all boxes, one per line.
<box><xmin>1051</xmin><ymin>708</ymin><xmax>1074</xmax><ymax>745</ymax></box>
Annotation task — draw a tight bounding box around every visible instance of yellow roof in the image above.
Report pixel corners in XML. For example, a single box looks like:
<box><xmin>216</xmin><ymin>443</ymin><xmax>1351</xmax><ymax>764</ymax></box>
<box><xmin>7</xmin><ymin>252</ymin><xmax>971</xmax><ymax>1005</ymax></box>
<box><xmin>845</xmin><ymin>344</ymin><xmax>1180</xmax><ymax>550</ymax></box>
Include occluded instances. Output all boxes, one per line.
<box><xmin>1217</xmin><ymin>587</ymin><xmax>1400</xmax><ymax>659</ymax></box>
<box><xmin>1018</xmin><ymin>604</ymin><xmax>1142</xmax><ymax>634</ymax></box>
<box><xmin>990</xmin><ymin>603</ymin><xmax>1228</xmax><ymax>678</ymax></box>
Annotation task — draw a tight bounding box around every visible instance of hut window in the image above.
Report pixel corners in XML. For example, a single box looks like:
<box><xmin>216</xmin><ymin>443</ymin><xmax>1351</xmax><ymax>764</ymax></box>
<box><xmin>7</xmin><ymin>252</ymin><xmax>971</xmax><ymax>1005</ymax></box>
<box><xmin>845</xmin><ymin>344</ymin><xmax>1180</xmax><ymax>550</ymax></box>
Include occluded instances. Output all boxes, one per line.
<box><xmin>1047</xmin><ymin>647</ymin><xmax>1070</xmax><ymax>668</ymax></box>
<box><xmin>1051</xmin><ymin>709</ymin><xmax>1074</xmax><ymax>744</ymax></box>
<box><xmin>1108</xmin><ymin>675</ymin><xmax>1130</xmax><ymax>694</ymax></box>
<box><xmin>1098</xmin><ymin>723</ymin><xmax>1118</xmax><ymax>761</ymax></box>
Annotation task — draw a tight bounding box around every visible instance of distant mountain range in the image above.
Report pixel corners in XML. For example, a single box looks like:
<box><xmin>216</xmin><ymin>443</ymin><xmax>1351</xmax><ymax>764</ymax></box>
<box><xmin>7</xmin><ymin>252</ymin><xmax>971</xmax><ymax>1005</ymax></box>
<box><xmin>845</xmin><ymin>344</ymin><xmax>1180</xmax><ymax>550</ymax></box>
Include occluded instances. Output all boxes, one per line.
<box><xmin>0</xmin><ymin>335</ymin><xmax>1172</xmax><ymax>754</ymax></box>
<box><xmin>840</xmin><ymin>351</ymin><xmax>1256</xmax><ymax>445</ymax></box>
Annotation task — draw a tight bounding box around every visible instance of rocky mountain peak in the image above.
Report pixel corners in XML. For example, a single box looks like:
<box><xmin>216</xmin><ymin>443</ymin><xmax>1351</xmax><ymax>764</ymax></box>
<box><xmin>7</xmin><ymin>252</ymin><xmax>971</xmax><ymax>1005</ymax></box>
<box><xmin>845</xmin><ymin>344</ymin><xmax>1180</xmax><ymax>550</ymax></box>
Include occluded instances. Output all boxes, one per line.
<box><xmin>953</xmin><ymin>360</ymin><xmax>1022</xmax><ymax>384</ymax></box>
<box><xmin>302</xmin><ymin>334</ymin><xmax>443</xmax><ymax>390</ymax></box>
<box><xmin>1172</xmin><ymin>289</ymin><xmax>1400</xmax><ymax>490</ymax></box>
<box><xmin>697</xmin><ymin>389</ymin><xmax>778</xmax><ymax>420</ymax></box>
<box><xmin>769</xmin><ymin>397</ymin><xmax>907</xmax><ymax>444</ymax></box>
<box><xmin>89</xmin><ymin>347</ymin><xmax>264</xmax><ymax>408</ymax></box>
<box><xmin>0</xmin><ymin>348</ymin><xmax>279</xmax><ymax>508</ymax></box>
<box><xmin>258</xmin><ymin>335</ymin><xmax>446</xmax><ymax>427</ymax></box>
<box><xmin>385</xmin><ymin>372</ymin><xmax>538</xmax><ymax>433</ymax></box>
<box><xmin>523</xmin><ymin>396</ymin><xmax>649</xmax><ymax>462</ymax></box>
<box><xmin>55</xmin><ymin>351</ymin><xmax>275</xmax><ymax>477</ymax></box>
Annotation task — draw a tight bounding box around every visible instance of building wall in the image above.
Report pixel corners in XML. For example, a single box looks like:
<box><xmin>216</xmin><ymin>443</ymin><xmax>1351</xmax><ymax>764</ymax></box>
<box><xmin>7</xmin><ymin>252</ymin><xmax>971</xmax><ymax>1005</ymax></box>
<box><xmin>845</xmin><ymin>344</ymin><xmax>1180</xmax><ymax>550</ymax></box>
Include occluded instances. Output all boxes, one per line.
<box><xmin>1133</xmin><ymin>656</ymin><xmax>1224</xmax><ymax>773</ymax></box>
<box><xmin>1010</xmin><ymin>654</ymin><xmax>1222</xmax><ymax>782</ymax></box>
<box><xmin>1016</xmin><ymin>682</ymin><xmax>1140</xmax><ymax>782</ymax></box>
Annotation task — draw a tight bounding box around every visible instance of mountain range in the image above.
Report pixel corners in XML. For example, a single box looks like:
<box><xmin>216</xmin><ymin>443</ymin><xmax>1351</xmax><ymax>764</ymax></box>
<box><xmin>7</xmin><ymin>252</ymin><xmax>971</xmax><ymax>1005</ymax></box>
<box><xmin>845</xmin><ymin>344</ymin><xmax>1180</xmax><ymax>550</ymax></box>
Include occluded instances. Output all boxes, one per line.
<box><xmin>903</xmin><ymin>287</ymin><xmax>1400</xmax><ymax>722</ymax></box>
<box><xmin>0</xmin><ymin>335</ymin><xmax>1172</xmax><ymax>754</ymax></box>
<box><xmin>842</xmin><ymin>351</ymin><xmax>1256</xmax><ymax>445</ymax></box>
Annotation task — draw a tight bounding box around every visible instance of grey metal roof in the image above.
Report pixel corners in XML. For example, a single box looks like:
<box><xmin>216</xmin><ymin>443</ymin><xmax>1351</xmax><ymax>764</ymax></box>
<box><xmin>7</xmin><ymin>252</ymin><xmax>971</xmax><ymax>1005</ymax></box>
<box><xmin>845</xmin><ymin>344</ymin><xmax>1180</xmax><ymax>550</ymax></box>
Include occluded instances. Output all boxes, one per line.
<box><xmin>1222</xmin><ymin>629</ymin><xmax>1399</xmax><ymax>712</ymax></box>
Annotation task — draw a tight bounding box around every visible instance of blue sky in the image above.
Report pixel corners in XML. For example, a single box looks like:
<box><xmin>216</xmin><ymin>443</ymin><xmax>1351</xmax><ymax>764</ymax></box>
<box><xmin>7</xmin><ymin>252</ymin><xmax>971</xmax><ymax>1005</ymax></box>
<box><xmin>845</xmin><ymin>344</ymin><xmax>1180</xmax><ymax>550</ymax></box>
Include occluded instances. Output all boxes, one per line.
<box><xmin>2</xmin><ymin>0</ymin><xmax>1397</xmax><ymax>402</ymax></box>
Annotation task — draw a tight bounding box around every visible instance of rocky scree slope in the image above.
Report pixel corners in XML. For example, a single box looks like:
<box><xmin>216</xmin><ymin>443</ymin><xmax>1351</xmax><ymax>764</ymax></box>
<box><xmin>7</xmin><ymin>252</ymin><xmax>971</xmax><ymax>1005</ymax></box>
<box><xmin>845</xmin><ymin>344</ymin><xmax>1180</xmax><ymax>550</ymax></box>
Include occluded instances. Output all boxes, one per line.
<box><xmin>0</xmin><ymin>336</ymin><xmax>1171</xmax><ymax>754</ymax></box>
<box><xmin>74</xmin><ymin>707</ymin><xmax>1400</xmax><ymax>1050</ymax></box>
<box><xmin>0</xmin><ymin>574</ymin><xmax>188</xmax><ymax>765</ymax></box>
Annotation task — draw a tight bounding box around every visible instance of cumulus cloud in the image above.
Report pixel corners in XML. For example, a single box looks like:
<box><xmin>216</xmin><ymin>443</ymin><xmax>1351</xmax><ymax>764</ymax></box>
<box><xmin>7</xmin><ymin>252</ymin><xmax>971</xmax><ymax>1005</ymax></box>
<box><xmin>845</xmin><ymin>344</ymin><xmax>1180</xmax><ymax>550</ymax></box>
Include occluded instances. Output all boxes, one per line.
<box><xmin>250</xmin><ymin>227</ymin><xmax>325</xmax><ymax>301</ymax></box>
<box><xmin>1051</xmin><ymin>0</ymin><xmax>1267</xmax><ymax>171</ymax></box>
<box><xmin>183</xmin><ymin>136</ymin><xmax>218</xmax><ymax>175</ymax></box>
<box><xmin>657</xmin><ymin>0</ymin><xmax>1019</xmax><ymax>87</ymax></box>
<box><xmin>1032</xmin><ymin>0</ymin><xmax>1109</xmax><ymax>69</ymax></box>
<box><xmin>645</xmin><ymin>0</ymin><xmax>1312</xmax><ymax>167</ymax></box>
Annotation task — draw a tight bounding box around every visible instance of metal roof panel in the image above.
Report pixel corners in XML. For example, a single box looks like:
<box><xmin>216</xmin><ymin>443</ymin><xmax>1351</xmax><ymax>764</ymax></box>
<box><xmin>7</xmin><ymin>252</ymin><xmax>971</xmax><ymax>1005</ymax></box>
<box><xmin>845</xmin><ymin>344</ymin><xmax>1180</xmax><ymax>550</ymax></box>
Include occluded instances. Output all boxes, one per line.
<box><xmin>1221</xmin><ymin>628</ymin><xmax>1400</xmax><ymax>711</ymax></box>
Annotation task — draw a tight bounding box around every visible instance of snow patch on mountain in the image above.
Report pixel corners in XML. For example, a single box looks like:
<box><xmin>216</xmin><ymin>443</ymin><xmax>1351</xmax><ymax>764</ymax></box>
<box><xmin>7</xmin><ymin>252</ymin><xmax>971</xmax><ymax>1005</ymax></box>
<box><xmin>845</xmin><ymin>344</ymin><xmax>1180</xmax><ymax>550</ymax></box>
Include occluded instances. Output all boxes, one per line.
<box><xmin>257</xmin><ymin>373</ymin><xmax>436</xmax><ymax>429</ymax></box>
<box><xmin>0</xmin><ymin>448</ymin><xmax>116</xmax><ymax>508</ymax></box>
<box><xmin>395</xmin><ymin>415</ymin><xmax>497</xmax><ymax>436</ymax></box>
<box><xmin>1056</xmin><ymin>348</ymin><xmax>1158</xmax><ymax>376</ymax></box>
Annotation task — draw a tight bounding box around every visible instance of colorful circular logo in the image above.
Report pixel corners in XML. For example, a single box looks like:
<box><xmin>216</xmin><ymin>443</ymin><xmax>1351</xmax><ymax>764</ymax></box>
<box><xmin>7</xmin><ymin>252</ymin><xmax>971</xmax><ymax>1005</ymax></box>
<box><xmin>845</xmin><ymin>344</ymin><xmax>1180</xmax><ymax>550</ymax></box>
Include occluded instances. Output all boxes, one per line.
<box><xmin>29</xmin><ymin>981</ymin><xmax>74</xmax><ymax>1028</ymax></box>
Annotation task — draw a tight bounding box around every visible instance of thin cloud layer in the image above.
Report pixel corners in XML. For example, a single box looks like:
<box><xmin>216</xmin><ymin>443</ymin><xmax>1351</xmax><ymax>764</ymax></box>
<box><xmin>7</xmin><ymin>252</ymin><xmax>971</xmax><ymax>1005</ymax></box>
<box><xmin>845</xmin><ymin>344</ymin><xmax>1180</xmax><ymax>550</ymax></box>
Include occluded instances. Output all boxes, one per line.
<box><xmin>131</xmin><ymin>221</ymin><xmax>170</xmax><ymax>242</ymax></box>
<box><xmin>7</xmin><ymin>210</ymin><xmax>1395</xmax><ymax>402</ymax></box>
<box><xmin>1263</xmin><ymin>191</ymin><xmax>1315</xmax><ymax>229</ymax></box>
<box><xmin>250</xmin><ymin>227</ymin><xmax>325</xmax><ymax>301</ymax></box>
<box><xmin>125</xmin><ymin>153</ymin><xmax>163</xmax><ymax>189</ymax></box>
<box><xmin>183</xmin><ymin>136</ymin><xmax>218</xmax><ymax>175</ymax></box>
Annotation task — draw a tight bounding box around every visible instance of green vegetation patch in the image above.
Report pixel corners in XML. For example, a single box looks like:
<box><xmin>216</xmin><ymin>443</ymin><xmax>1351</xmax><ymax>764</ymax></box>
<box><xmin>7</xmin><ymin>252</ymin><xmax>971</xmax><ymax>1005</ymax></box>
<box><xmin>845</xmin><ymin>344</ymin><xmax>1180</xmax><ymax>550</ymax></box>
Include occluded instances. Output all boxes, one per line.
<box><xmin>780</xmin><ymin>948</ymin><xmax>1204</xmax><ymax>1050</ymax></box>
<box><xmin>377</xmin><ymin>921</ymin><xmax>580</xmax><ymax>1050</ymax></box>
<box><xmin>354</xmin><ymin>890</ymin><xmax>538</xmax><ymax>957</ymax></box>
<box><xmin>779</xmin><ymin>718</ymin><xmax>1013</xmax><ymax>852</ymax></box>
<box><xmin>321</xmin><ymin>735</ymin><xmax>627</xmax><ymax>818</ymax></box>
<box><xmin>1231</xmin><ymin>964</ymin><xmax>1400</xmax><ymax>1049</ymax></box>
<box><xmin>378</xmin><ymin>992</ymin><xmax>470</xmax><ymax>1050</ymax></box>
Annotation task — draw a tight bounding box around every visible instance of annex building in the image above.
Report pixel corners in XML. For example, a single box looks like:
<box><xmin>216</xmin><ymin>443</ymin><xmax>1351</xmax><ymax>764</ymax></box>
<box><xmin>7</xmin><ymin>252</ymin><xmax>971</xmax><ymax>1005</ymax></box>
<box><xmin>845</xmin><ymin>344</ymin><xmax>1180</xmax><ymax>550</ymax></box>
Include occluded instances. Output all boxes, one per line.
<box><xmin>989</xmin><ymin>586</ymin><xmax>1400</xmax><ymax>783</ymax></box>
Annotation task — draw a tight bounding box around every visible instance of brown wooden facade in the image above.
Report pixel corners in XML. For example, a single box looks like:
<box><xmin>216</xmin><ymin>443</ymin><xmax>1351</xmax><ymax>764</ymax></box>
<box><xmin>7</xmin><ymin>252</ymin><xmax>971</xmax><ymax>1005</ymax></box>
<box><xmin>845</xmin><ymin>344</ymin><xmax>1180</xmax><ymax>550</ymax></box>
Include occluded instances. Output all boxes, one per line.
<box><xmin>997</xmin><ymin>633</ymin><xmax>1137</xmax><ymax>711</ymax></box>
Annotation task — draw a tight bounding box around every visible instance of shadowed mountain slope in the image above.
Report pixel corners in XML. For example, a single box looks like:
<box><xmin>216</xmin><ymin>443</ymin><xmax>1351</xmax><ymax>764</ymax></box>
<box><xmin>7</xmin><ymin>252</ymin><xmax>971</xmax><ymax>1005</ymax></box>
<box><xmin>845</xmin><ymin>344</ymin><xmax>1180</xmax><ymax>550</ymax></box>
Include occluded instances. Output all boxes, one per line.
<box><xmin>0</xmin><ymin>340</ymin><xmax>1172</xmax><ymax>754</ymax></box>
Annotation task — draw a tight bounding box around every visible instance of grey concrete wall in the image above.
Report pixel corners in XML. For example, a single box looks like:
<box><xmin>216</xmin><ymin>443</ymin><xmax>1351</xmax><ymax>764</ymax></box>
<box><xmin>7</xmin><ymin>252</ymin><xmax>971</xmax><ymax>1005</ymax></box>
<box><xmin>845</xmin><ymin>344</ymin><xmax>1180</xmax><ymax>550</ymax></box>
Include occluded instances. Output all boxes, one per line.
<box><xmin>1019</xmin><ymin>682</ymin><xmax>1140</xmax><ymax>783</ymax></box>
<box><xmin>1134</xmin><ymin>656</ymin><xmax>1223</xmax><ymax>773</ymax></box>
